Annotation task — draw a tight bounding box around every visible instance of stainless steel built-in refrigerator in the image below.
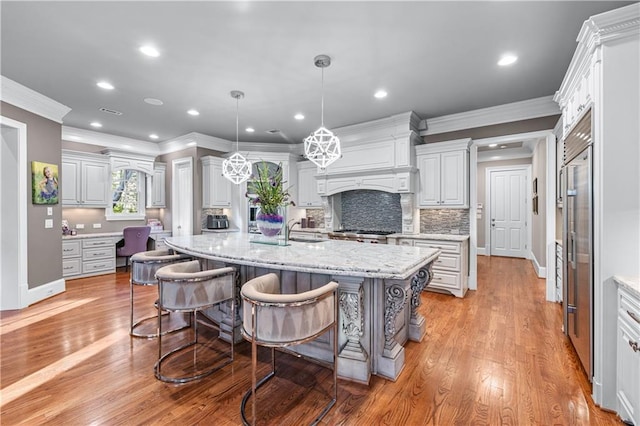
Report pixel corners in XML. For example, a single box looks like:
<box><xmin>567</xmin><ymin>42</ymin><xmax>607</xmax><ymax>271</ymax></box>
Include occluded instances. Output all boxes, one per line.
<box><xmin>562</xmin><ymin>110</ymin><xmax>593</xmax><ymax>380</ymax></box>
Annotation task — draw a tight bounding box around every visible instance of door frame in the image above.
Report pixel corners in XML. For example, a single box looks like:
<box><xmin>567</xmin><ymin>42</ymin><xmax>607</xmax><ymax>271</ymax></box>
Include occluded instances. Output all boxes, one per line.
<box><xmin>470</xmin><ymin>129</ymin><xmax>556</xmax><ymax>300</ymax></box>
<box><xmin>485</xmin><ymin>165</ymin><xmax>532</xmax><ymax>259</ymax></box>
<box><xmin>172</xmin><ymin>157</ymin><xmax>193</xmax><ymax>237</ymax></box>
<box><xmin>1</xmin><ymin>115</ymin><xmax>29</xmax><ymax>310</ymax></box>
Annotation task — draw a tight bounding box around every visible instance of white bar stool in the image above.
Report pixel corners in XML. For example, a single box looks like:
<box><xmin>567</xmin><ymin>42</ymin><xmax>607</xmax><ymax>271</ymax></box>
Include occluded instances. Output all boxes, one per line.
<box><xmin>129</xmin><ymin>249</ymin><xmax>191</xmax><ymax>338</ymax></box>
<box><xmin>240</xmin><ymin>273</ymin><xmax>339</xmax><ymax>425</ymax></box>
<box><xmin>154</xmin><ymin>260</ymin><xmax>236</xmax><ymax>383</ymax></box>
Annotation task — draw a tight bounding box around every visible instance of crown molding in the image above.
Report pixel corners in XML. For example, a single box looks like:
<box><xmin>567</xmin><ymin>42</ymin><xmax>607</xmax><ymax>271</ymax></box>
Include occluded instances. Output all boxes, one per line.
<box><xmin>159</xmin><ymin>132</ymin><xmax>231</xmax><ymax>155</ymax></box>
<box><xmin>477</xmin><ymin>148</ymin><xmax>533</xmax><ymax>163</ymax></box>
<box><xmin>1</xmin><ymin>75</ymin><xmax>71</xmax><ymax>123</ymax></box>
<box><xmin>238</xmin><ymin>141</ymin><xmax>302</xmax><ymax>155</ymax></box>
<box><xmin>62</xmin><ymin>126</ymin><xmax>160</xmax><ymax>155</ymax></box>
<box><xmin>419</xmin><ymin>96</ymin><xmax>560</xmax><ymax>136</ymax></box>
<box><xmin>333</xmin><ymin>111</ymin><xmax>422</xmax><ymax>145</ymax></box>
<box><xmin>555</xmin><ymin>4</ymin><xmax>639</xmax><ymax>105</ymax></box>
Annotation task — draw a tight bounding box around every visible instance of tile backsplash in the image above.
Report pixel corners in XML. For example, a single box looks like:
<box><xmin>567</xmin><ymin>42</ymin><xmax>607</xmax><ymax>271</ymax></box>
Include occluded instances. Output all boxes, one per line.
<box><xmin>201</xmin><ymin>208</ymin><xmax>223</xmax><ymax>230</ymax></box>
<box><xmin>420</xmin><ymin>209</ymin><xmax>469</xmax><ymax>234</ymax></box>
<box><xmin>341</xmin><ymin>190</ymin><xmax>402</xmax><ymax>232</ymax></box>
<box><xmin>304</xmin><ymin>208</ymin><xmax>325</xmax><ymax>229</ymax></box>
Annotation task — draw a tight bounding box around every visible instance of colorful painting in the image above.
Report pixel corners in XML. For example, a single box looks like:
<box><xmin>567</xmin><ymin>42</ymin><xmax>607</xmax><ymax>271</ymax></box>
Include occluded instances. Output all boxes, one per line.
<box><xmin>32</xmin><ymin>161</ymin><xmax>59</xmax><ymax>204</ymax></box>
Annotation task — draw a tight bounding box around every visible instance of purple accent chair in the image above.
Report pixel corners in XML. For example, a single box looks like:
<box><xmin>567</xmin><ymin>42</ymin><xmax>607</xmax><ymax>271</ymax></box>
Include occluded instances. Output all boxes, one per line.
<box><xmin>117</xmin><ymin>226</ymin><xmax>151</xmax><ymax>271</ymax></box>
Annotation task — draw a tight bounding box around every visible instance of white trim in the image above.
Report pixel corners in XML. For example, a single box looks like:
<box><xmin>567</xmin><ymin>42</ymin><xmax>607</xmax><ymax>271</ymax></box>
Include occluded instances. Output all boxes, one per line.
<box><xmin>477</xmin><ymin>247</ymin><xmax>487</xmax><ymax>256</ymax></box>
<box><xmin>172</xmin><ymin>157</ymin><xmax>194</xmax><ymax>236</ymax></box>
<box><xmin>0</xmin><ymin>76</ymin><xmax>71</xmax><ymax>123</ymax></box>
<box><xmin>419</xmin><ymin>96</ymin><xmax>560</xmax><ymax>136</ymax></box>
<box><xmin>468</xmin><ymin>143</ymin><xmax>477</xmax><ymax>291</ymax></box>
<box><xmin>0</xmin><ymin>115</ymin><xmax>30</xmax><ymax>309</ymax></box>
<box><xmin>545</xmin><ymin>133</ymin><xmax>557</xmax><ymax>302</ymax></box>
<box><xmin>484</xmin><ymin>164</ymin><xmax>532</xmax><ymax>260</ymax></box>
<box><xmin>474</xmin><ymin>130</ymin><xmax>552</xmax><ymax>147</ymax></box>
<box><xmin>28</xmin><ymin>278</ymin><xmax>66</xmax><ymax>305</ymax></box>
<box><xmin>62</xmin><ymin>126</ymin><xmax>160</xmax><ymax>156</ymax></box>
<box><xmin>477</xmin><ymin>149</ymin><xmax>533</xmax><ymax>163</ymax></box>
<box><xmin>531</xmin><ymin>254</ymin><xmax>547</xmax><ymax>279</ymax></box>
<box><xmin>159</xmin><ymin>132</ymin><xmax>231</xmax><ymax>154</ymax></box>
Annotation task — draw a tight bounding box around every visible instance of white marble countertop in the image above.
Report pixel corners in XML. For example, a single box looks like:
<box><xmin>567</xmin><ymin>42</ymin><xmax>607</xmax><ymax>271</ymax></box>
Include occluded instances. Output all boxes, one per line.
<box><xmin>62</xmin><ymin>229</ymin><xmax>169</xmax><ymax>240</ymax></box>
<box><xmin>387</xmin><ymin>233</ymin><xmax>470</xmax><ymax>242</ymax></box>
<box><xmin>289</xmin><ymin>227</ymin><xmax>327</xmax><ymax>234</ymax></box>
<box><xmin>614</xmin><ymin>275</ymin><xmax>640</xmax><ymax>299</ymax></box>
<box><xmin>201</xmin><ymin>228</ymin><xmax>241</xmax><ymax>233</ymax></box>
<box><xmin>165</xmin><ymin>232</ymin><xmax>440</xmax><ymax>280</ymax></box>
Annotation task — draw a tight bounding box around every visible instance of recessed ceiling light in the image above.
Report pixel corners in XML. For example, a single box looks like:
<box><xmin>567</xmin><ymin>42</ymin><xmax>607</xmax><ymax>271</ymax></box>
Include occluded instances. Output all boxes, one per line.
<box><xmin>491</xmin><ymin>156</ymin><xmax>501</xmax><ymax>160</ymax></box>
<box><xmin>294</xmin><ymin>113</ymin><xmax>305</xmax><ymax>120</ymax></box>
<box><xmin>90</xmin><ymin>122</ymin><xmax>102</xmax><ymax>128</ymax></box>
<box><xmin>500</xmin><ymin>145</ymin><xmax>507</xmax><ymax>149</ymax></box>
<box><xmin>139</xmin><ymin>45</ymin><xmax>160</xmax><ymax>57</ymax></box>
<box><xmin>498</xmin><ymin>54</ymin><xmax>518</xmax><ymax>66</ymax></box>
<box><xmin>96</xmin><ymin>81</ymin><xmax>114</xmax><ymax>90</ymax></box>
<box><xmin>144</xmin><ymin>98</ymin><xmax>163</xmax><ymax>106</ymax></box>
<box><xmin>149</xmin><ymin>134</ymin><xmax>159</xmax><ymax>140</ymax></box>
<box><xmin>374</xmin><ymin>90</ymin><xmax>388</xmax><ymax>99</ymax></box>
<box><xmin>489</xmin><ymin>143</ymin><xmax>498</xmax><ymax>148</ymax></box>
<box><xmin>245</xmin><ymin>127</ymin><xmax>255</xmax><ymax>133</ymax></box>
<box><xmin>187</xmin><ymin>109</ymin><xmax>200</xmax><ymax>116</ymax></box>
<box><xmin>187</xmin><ymin>141</ymin><xmax>197</xmax><ymax>147</ymax></box>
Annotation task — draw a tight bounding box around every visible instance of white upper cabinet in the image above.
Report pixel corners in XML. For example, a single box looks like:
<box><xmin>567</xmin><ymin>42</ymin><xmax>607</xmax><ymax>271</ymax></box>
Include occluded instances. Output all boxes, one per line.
<box><xmin>297</xmin><ymin>161</ymin><xmax>322</xmax><ymax>207</ymax></box>
<box><xmin>146</xmin><ymin>162</ymin><xmax>166</xmax><ymax>208</ymax></box>
<box><xmin>61</xmin><ymin>150</ymin><xmax>109</xmax><ymax>207</ymax></box>
<box><xmin>416</xmin><ymin>139</ymin><xmax>470</xmax><ymax>208</ymax></box>
<box><xmin>201</xmin><ymin>156</ymin><xmax>231</xmax><ymax>208</ymax></box>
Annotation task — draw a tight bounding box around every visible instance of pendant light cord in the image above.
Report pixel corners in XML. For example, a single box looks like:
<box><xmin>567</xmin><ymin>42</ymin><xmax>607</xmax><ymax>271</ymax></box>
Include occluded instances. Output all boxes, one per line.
<box><xmin>321</xmin><ymin>66</ymin><xmax>325</xmax><ymax>127</ymax></box>
<box><xmin>235</xmin><ymin>96</ymin><xmax>239</xmax><ymax>151</ymax></box>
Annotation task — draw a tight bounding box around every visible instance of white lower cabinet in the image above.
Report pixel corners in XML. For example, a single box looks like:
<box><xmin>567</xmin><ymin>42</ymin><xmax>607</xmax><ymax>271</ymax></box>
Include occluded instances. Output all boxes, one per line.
<box><xmin>394</xmin><ymin>237</ymin><xmax>469</xmax><ymax>298</ymax></box>
<box><xmin>617</xmin><ymin>285</ymin><xmax>640</xmax><ymax>426</ymax></box>
<box><xmin>63</xmin><ymin>236</ymin><xmax>116</xmax><ymax>279</ymax></box>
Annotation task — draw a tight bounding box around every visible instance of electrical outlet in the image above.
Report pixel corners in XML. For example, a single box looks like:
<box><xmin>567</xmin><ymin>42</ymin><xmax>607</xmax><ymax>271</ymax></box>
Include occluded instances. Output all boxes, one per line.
<box><xmin>76</xmin><ymin>224</ymin><xmax>85</xmax><ymax>229</ymax></box>
<box><xmin>47</xmin><ymin>207</ymin><xmax>53</xmax><ymax>216</ymax></box>
<box><xmin>93</xmin><ymin>223</ymin><xmax>102</xmax><ymax>229</ymax></box>
<box><xmin>45</xmin><ymin>219</ymin><xmax>53</xmax><ymax>228</ymax></box>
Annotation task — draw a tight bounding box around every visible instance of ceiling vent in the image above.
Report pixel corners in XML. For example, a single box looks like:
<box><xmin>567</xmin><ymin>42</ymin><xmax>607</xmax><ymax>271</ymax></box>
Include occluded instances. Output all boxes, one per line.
<box><xmin>99</xmin><ymin>107</ymin><xmax>123</xmax><ymax>116</ymax></box>
<box><xmin>265</xmin><ymin>129</ymin><xmax>281</xmax><ymax>135</ymax></box>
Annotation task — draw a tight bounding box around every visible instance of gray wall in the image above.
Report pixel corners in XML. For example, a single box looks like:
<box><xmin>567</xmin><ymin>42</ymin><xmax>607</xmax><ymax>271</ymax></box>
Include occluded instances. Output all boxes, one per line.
<box><xmin>424</xmin><ymin>115</ymin><xmax>560</xmax><ymax>143</ymax></box>
<box><xmin>476</xmin><ymin>157</ymin><xmax>532</xmax><ymax>249</ymax></box>
<box><xmin>531</xmin><ymin>139</ymin><xmax>547</xmax><ymax>267</ymax></box>
<box><xmin>1</xmin><ymin>101</ymin><xmax>62</xmax><ymax>289</ymax></box>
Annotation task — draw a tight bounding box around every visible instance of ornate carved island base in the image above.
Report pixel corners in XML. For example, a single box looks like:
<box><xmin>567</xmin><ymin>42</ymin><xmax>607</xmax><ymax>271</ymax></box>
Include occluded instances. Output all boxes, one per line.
<box><xmin>165</xmin><ymin>233</ymin><xmax>439</xmax><ymax>384</ymax></box>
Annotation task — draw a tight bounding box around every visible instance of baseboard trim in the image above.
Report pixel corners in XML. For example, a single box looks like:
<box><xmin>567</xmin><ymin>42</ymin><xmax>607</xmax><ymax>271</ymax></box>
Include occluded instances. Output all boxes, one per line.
<box><xmin>531</xmin><ymin>255</ymin><xmax>547</xmax><ymax>278</ymax></box>
<box><xmin>477</xmin><ymin>247</ymin><xmax>487</xmax><ymax>256</ymax></box>
<box><xmin>28</xmin><ymin>278</ymin><xmax>66</xmax><ymax>306</ymax></box>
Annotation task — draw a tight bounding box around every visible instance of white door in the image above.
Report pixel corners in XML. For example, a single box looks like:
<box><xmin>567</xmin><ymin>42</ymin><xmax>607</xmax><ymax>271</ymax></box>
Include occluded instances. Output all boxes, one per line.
<box><xmin>172</xmin><ymin>157</ymin><xmax>193</xmax><ymax>237</ymax></box>
<box><xmin>489</xmin><ymin>168</ymin><xmax>528</xmax><ymax>258</ymax></box>
<box><xmin>1</xmin><ymin>117</ymin><xmax>28</xmax><ymax>310</ymax></box>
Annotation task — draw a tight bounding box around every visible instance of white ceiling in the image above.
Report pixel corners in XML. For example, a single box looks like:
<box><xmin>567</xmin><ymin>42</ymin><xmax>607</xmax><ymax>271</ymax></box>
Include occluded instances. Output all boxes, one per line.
<box><xmin>1</xmin><ymin>1</ymin><xmax>634</xmax><ymax>145</ymax></box>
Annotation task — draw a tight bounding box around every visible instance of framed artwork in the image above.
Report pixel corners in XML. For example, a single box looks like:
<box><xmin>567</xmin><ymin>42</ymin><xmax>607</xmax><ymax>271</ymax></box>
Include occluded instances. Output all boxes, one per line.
<box><xmin>32</xmin><ymin>161</ymin><xmax>59</xmax><ymax>204</ymax></box>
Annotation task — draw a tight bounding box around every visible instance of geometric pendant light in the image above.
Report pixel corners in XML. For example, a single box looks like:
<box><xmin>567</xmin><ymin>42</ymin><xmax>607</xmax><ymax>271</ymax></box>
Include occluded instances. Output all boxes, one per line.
<box><xmin>222</xmin><ymin>90</ymin><xmax>252</xmax><ymax>184</ymax></box>
<box><xmin>303</xmin><ymin>54</ymin><xmax>341</xmax><ymax>169</ymax></box>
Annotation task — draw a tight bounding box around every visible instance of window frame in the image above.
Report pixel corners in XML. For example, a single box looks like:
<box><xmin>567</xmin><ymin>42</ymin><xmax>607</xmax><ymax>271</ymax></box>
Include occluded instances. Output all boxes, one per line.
<box><xmin>105</xmin><ymin>168</ymin><xmax>146</xmax><ymax>221</ymax></box>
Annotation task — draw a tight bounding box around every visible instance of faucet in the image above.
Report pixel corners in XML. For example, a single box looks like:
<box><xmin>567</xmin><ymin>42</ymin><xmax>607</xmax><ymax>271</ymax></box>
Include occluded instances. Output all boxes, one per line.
<box><xmin>286</xmin><ymin>219</ymin><xmax>301</xmax><ymax>240</ymax></box>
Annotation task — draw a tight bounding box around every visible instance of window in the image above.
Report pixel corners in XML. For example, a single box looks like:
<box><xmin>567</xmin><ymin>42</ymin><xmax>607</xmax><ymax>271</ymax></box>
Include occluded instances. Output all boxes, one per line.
<box><xmin>106</xmin><ymin>169</ymin><xmax>145</xmax><ymax>220</ymax></box>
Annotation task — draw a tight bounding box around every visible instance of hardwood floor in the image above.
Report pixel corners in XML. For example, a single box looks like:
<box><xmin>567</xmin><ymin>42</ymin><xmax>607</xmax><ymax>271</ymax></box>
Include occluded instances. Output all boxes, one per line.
<box><xmin>1</xmin><ymin>256</ymin><xmax>621</xmax><ymax>425</ymax></box>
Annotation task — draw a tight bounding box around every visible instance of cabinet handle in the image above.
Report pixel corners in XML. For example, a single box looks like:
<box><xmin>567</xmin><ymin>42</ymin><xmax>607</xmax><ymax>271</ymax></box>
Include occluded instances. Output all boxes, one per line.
<box><xmin>627</xmin><ymin>310</ymin><xmax>640</xmax><ymax>325</ymax></box>
<box><xmin>629</xmin><ymin>340</ymin><xmax>639</xmax><ymax>353</ymax></box>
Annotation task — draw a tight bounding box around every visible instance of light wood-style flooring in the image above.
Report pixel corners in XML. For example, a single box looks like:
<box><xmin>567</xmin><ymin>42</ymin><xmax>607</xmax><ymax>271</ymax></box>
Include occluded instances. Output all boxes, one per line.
<box><xmin>1</xmin><ymin>256</ymin><xmax>622</xmax><ymax>425</ymax></box>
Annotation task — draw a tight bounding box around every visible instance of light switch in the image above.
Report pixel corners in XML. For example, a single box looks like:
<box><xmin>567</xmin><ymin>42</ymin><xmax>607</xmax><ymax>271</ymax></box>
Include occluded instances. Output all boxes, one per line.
<box><xmin>47</xmin><ymin>207</ymin><xmax>53</xmax><ymax>216</ymax></box>
<box><xmin>45</xmin><ymin>219</ymin><xmax>53</xmax><ymax>229</ymax></box>
<box><xmin>93</xmin><ymin>223</ymin><xmax>102</xmax><ymax>229</ymax></box>
<box><xmin>76</xmin><ymin>224</ymin><xmax>85</xmax><ymax>229</ymax></box>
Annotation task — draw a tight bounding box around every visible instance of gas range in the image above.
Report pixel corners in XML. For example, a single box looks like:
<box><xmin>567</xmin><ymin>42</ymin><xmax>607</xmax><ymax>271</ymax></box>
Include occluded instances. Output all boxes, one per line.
<box><xmin>328</xmin><ymin>229</ymin><xmax>395</xmax><ymax>244</ymax></box>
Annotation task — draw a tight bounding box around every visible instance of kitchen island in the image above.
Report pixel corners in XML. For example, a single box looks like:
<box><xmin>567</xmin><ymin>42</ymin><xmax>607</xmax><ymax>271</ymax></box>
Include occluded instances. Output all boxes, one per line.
<box><xmin>165</xmin><ymin>233</ymin><xmax>439</xmax><ymax>384</ymax></box>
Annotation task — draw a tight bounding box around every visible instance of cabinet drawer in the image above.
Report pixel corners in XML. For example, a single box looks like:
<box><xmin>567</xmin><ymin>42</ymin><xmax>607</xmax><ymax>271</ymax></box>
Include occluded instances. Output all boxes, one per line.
<box><xmin>398</xmin><ymin>239</ymin><xmax>414</xmax><ymax>247</ymax></box>
<box><xmin>83</xmin><ymin>247</ymin><xmax>114</xmax><ymax>261</ymax></box>
<box><xmin>82</xmin><ymin>237</ymin><xmax>114</xmax><ymax>249</ymax></box>
<box><xmin>428</xmin><ymin>270</ymin><xmax>460</xmax><ymax>290</ymax></box>
<box><xmin>62</xmin><ymin>259</ymin><xmax>81</xmax><ymax>276</ymax></box>
<box><xmin>432</xmin><ymin>253</ymin><xmax>460</xmax><ymax>271</ymax></box>
<box><xmin>62</xmin><ymin>241</ymin><xmax>81</xmax><ymax>258</ymax></box>
<box><xmin>154</xmin><ymin>239</ymin><xmax>167</xmax><ymax>250</ymax></box>
<box><xmin>415</xmin><ymin>240</ymin><xmax>460</xmax><ymax>254</ymax></box>
<box><xmin>620</xmin><ymin>289</ymin><xmax>640</xmax><ymax>332</ymax></box>
<box><xmin>83</xmin><ymin>258</ymin><xmax>115</xmax><ymax>274</ymax></box>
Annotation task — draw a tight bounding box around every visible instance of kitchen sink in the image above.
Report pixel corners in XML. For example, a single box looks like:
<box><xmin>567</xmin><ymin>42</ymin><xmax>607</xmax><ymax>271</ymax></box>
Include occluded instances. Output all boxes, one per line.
<box><xmin>288</xmin><ymin>237</ymin><xmax>326</xmax><ymax>243</ymax></box>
